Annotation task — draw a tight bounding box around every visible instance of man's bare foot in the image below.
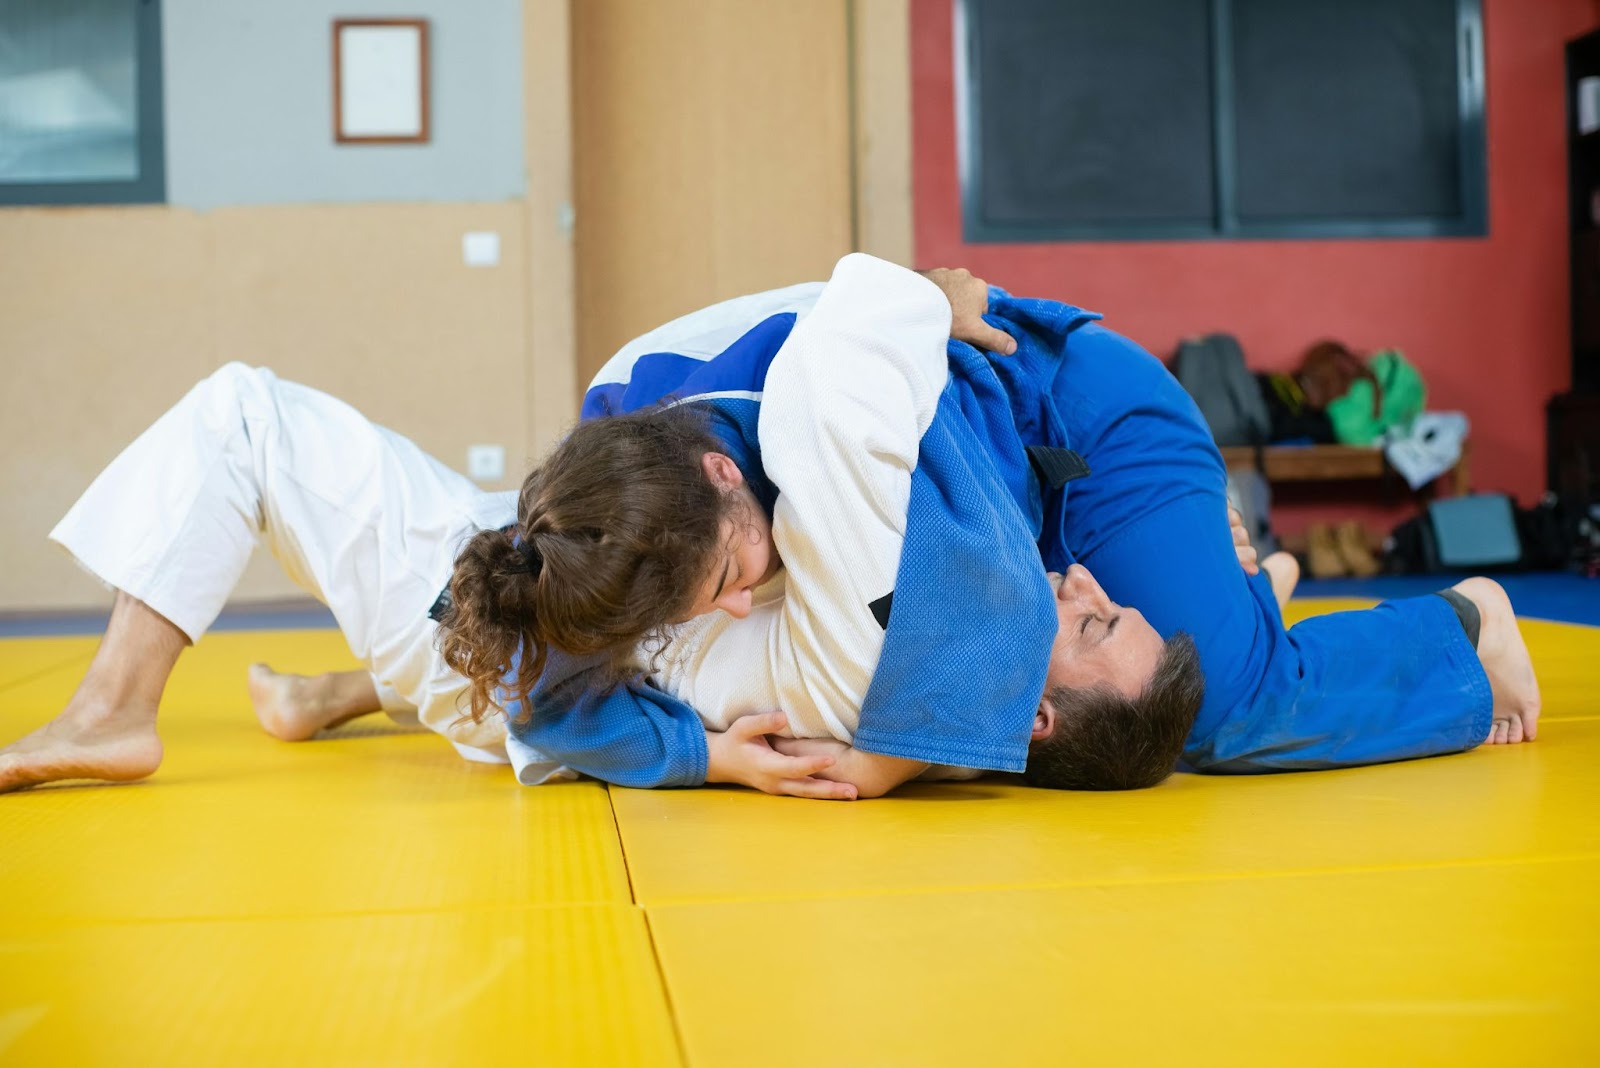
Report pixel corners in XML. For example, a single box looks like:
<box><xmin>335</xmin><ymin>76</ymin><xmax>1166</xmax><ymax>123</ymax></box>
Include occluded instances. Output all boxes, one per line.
<box><xmin>1262</xmin><ymin>551</ymin><xmax>1300</xmax><ymax>610</ymax></box>
<box><xmin>0</xmin><ymin>701</ymin><xmax>163</xmax><ymax>793</ymax></box>
<box><xmin>248</xmin><ymin>665</ymin><xmax>380</xmax><ymax>742</ymax></box>
<box><xmin>1453</xmin><ymin>577</ymin><xmax>1541</xmax><ymax>745</ymax></box>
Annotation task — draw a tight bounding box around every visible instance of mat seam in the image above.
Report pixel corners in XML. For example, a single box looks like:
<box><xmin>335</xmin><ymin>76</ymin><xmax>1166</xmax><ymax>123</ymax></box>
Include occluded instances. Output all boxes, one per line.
<box><xmin>639</xmin><ymin>907</ymin><xmax>693</xmax><ymax>1068</ymax></box>
<box><xmin>607</xmin><ymin>784</ymin><xmax>693</xmax><ymax>1067</ymax></box>
<box><xmin>0</xmin><ymin>653</ymin><xmax>95</xmax><ymax>695</ymax></box>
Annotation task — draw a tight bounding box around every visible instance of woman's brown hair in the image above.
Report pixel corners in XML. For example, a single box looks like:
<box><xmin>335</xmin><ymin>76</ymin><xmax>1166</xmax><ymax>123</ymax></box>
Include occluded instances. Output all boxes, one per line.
<box><xmin>438</xmin><ymin>403</ymin><xmax>740</xmax><ymax>725</ymax></box>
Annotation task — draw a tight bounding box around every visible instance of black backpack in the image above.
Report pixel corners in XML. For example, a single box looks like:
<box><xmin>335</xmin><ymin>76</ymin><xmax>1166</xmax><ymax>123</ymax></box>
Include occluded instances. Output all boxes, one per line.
<box><xmin>1172</xmin><ymin>334</ymin><xmax>1271</xmax><ymax>447</ymax></box>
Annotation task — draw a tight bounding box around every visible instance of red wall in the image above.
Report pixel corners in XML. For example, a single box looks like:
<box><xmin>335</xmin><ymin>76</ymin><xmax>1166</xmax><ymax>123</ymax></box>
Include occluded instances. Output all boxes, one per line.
<box><xmin>912</xmin><ymin>0</ymin><xmax>1598</xmax><ymax>537</ymax></box>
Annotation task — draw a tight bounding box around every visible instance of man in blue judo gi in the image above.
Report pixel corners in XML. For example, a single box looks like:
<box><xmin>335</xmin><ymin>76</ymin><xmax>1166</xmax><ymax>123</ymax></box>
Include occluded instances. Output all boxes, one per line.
<box><xmin>499</xmin><ymin>255</ymin><xmax>1538</xmax><ymax>796</ymax></box>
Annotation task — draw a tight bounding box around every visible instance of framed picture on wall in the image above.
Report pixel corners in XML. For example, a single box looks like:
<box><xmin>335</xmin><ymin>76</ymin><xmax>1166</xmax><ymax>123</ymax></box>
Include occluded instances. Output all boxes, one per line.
<box><xmin>333</xmin><ymin>18</ymin><xmax>430</xmax><ymax>144</ymax></box>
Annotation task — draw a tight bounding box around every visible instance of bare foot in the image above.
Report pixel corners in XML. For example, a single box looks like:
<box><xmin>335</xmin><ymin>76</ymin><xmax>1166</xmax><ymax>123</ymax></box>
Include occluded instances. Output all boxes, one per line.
<box><xmin>1453</xmin><ymin>578</ymin><xmax>1541</xmax><ymax>745</ymax></box>
<box><xmin>248</xmin><ymin>664</ymin><xmax>377</xmax><ymax>742</ymax></box>
<box><xmin>1262</xmin><ymin>551</ymin><xmax>1300</xmax><ymax>611</ymax></box>
<box><xmin>1</xmin><ymin>592</ymin><xmax>183</xmax><ymax>793</ymax></box>
<box><xmin>0</xmin><ymin>701</ymin><xmax>163</xmax><ymax>793</ymax></box>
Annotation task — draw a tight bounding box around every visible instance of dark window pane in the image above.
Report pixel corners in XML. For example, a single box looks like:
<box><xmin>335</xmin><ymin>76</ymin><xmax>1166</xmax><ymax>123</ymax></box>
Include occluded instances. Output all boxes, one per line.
<box><xmin>970</xmin><ymin>0</ymin><xmax>1214</xmax><ymax>229</ymax></box>
<box><xmin>1231</xmin><ymin>0</ymin><xmax>1462</xmax><ymax>222</ymax></box>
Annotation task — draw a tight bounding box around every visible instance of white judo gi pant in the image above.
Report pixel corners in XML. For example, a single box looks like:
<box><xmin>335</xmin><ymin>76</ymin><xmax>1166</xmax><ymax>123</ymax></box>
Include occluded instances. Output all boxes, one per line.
<box><xmin>50</xmin><ymin>362</ymin><xmax>515</xmax><ymax>760</ymax></box>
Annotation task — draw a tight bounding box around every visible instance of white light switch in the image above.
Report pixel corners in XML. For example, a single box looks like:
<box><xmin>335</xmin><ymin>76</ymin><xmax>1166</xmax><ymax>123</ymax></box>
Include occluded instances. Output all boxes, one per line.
<box><xmin>462</xmin><ymin>231</ymin><xmax>500</xmax><ymax>267</ymax></box>
<box><xmin>467</xmin><ymin>444</ymin><xmax>506</xmax><ymax>481</ymax></box>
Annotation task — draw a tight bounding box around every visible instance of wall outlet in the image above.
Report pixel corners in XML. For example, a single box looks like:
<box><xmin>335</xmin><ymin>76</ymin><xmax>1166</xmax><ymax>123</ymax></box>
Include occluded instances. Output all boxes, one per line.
<box><xmin>462</xmin><ymin>231</ymin><xmax>500</xmax><ymax>267</ymax></box>
<box><xmin>467</xmin><ymin>444</ymin><xmax>506</xmax><ymax>481</ymax></box>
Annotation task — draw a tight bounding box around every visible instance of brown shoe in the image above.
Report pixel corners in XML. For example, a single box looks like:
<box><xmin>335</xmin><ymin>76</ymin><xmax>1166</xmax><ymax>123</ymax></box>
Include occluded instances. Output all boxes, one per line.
<box><xmin>1336</xmin><ymin>520</ymin><xmax>1380</xmax><ymax>577</ymax></box>
<box><xmin>1306</xmin><ymin>522</ymin><xmax>1347</xmax><ymax>578</ymax></box>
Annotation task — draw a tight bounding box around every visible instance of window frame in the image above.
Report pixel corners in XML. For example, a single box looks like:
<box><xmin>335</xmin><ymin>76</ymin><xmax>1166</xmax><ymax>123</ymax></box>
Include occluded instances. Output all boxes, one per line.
<box><xmin>956</xmin><ymin>0</ymin><xmax>1488</xmax><ymax>242</ymax></box>
<box><xmin>0</xmin><ymin>0</ymin><xmax>167</xmax><ymax>207</ymax></box>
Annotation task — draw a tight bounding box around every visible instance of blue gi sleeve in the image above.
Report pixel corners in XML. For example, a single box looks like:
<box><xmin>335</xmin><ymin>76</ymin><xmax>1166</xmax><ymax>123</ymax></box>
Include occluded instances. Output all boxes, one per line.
<box><xmin>501</xmin><ymin>647</ymin><xmax>709</xmax><ymax>789</ymax></box>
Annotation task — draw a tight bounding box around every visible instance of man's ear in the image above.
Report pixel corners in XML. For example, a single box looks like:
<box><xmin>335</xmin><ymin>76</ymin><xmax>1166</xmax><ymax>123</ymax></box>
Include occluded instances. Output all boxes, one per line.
<box><xmin>700</xmin><ymin>451</ymin><xmax>745</xmax><ymax>490</ymax></box>
<box><xmin>1031</xmin><ymin>699</ymin><xmax>1056</xmax><ymax>742</ymax></box>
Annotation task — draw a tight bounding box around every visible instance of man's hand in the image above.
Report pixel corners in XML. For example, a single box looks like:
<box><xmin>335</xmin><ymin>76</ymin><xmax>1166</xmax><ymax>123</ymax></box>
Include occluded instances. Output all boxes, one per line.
<box><xmin>704</xmin><ymin>712</ymin><xmax>858</xmax><ymax>800</ymax></box>
<box><xmin>771</xmin><ymin>737</ymin><xmax>929</xmax><ymax>799</ymax></box>
<box><xmin>1229</xmin><ymin>505</ymin><xmax>1259</xmax><ymax>574</ymax></box>
<box><xmin>919</xmin><ymin>267</ymin><xmax>1017</xmax><ymax>356</ymax></box>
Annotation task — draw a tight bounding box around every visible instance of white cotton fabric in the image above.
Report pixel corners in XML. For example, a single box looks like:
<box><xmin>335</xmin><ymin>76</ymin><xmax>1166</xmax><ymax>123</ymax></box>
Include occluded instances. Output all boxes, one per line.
<box><xmin>49</xmin><ymin>362</ymin><xmax>516</xmax><ymax>757</ymax></box>
<box><xmin>1384</xmin><ymin>411</ymin><xmax>1470</xmax><ymax>491</ymax></box>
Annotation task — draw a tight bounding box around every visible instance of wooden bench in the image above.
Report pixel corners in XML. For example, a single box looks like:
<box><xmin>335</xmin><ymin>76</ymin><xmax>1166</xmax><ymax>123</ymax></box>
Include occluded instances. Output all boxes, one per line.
<box><xmin>1219</xmin><ymin>442</ymin><xmax>1471</xmax><ymax>497</ymax></box>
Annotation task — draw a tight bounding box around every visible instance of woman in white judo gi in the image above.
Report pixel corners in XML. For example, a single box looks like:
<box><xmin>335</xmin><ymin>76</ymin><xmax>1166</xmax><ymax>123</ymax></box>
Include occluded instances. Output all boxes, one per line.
<box><xmin>0</xmin><ymin>261</ymin><xmax>1015</xmax><ymax>795</ymax></box>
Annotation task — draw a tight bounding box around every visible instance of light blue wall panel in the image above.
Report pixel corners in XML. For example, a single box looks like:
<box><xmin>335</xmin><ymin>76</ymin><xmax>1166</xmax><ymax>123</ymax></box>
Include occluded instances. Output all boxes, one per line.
<box><xmin>163</xmin><ymin>0</ymin><xmax>524</xmax><ymax>208</ymax></box>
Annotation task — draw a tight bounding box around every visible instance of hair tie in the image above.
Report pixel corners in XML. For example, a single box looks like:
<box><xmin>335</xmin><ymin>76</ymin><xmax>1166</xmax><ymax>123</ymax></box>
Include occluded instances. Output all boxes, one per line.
<box><xmin>516</xmin><ymin>539</ymin><xmax>543</xmax><ymax>577</ymax></box>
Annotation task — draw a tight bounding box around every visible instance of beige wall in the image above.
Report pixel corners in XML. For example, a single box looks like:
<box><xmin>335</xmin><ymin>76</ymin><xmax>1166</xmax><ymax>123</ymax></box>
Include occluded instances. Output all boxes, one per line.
<box><xmin>0</xmin><ymin>0</ymin><xmax>911</xmax><ymax>614</ymax></box>
<box><xmin>572</xmin><ymin>0</ymin><xmax>858</xmax><ymax>388</ymax></box>
<box><xmin>523</xmin><ymin>0</ymin><xmax>579</xmax><ymax>462</ymax></box>
<box><xmin>0</xmin><ymin>202</ymin><xmax>534</xmax><ymax>610</ymax></box>
<box><xmin>852</xmin><ymin>0</ymin><xmax>915</xmax><ymax>267</ymax></box>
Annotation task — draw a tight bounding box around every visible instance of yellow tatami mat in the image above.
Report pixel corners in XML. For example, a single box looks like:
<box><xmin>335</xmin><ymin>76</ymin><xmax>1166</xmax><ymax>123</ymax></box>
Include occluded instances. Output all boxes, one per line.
<box><xmin>0</xmin><ymin>637</ymin><xmax>94</xmax><ymax>692</ymax></box>
<box><xmin>650</xmin><ymin>859</ymin><xmax>1599</xmax><ymax>1067</ymax></box>
<box><xmin>0</xmin><ymin>631</ymin><xmax>665</xmax><ymax>1065</ymax></box>
<box><xmin>3</xmin><ymin>906</ymin><xmax>678</xmax><ymax>1066</ymax></box>
<box><xmin>609</xmin><ymin>720</ymin><xmax>1600</xmax><ymax>904</ymax></box>
<box><xmin>2</xmin><ymin>602</ymin><xmax>1597</xmax><ymax>1065</ymax></box>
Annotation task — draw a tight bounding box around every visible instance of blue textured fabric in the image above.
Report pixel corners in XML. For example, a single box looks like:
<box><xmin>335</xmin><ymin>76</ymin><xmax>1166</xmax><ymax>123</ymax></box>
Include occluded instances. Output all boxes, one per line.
<box><xmin>854</xmin><ymin>290</ymin><xmax>1492</xmax><ymax>771</ymax></box>
<box><xmin>580</xmin><ymin>313</ymin><xmax>796</xmax><ymax>420</ymax></box>
<box><xmin>992</xmin><ymin>298</ymin><xmax>1495</xmax><ymax>769</ymax></box>
<box><xmin>1188</xmin><ymin>590</ymin><xmax>1491</xmax><ymax>771</ymax></box>
<box><xmin>499</xmin><ymin>647</ymin><xmax>708</xmax><ymax>788</ymax></box>
<box><xmin>850</xmin><ymin>345</ymin><xmax>1059</xmax><ymax>771</ymax></box>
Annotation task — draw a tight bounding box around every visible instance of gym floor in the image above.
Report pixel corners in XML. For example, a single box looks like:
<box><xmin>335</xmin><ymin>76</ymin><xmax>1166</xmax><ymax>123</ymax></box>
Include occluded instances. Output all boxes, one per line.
<box><xmin>1</xmin><ymin>578</ymin><xmax>1596</xmax><ymax>1066</ymax></box>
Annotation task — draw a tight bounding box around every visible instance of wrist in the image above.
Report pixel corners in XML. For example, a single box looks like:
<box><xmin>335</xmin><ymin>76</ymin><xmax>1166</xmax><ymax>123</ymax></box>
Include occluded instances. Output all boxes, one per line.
<box><xmin>703</xmin><ymin>733</ymin><xmax>754</xmax><ymax>787</ymax></box>
<box><xmin>703</xmin><ymin>733</ymin><xmax>733</xmax><ymax>784</ymax></box>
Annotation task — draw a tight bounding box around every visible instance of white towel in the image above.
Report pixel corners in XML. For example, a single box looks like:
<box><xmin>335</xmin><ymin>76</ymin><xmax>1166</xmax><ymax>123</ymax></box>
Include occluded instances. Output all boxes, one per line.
<box><xmin>1384</xmin><ymin>412</ymin><xmax>1470</xmax><ymax>490</ymax></box>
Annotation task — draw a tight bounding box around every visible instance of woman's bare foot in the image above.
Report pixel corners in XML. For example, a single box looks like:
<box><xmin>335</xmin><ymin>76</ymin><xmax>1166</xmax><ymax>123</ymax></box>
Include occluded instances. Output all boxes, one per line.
<box><xmin>1452</xmin><ymin>577</ymin><xmax>1541</xmax><ymax>745</ymax></box>
<box><xmin>1262</xmin><ymin>551</ymin><xmax>1300</xmax><ymax>610</ymax></box>
<box><xmin>248</xmin><ymin>665</ymin><xmax>381</xmax><ymax>742</ymax></box>
<box><xmin>0</xmin><ymin>702</ymin><xmax>164</xmax><ymax>793</ymax></box>
<box><xmin>0</xmin><ymin>592</ymin><xmax>184</xmax><ymax>794</ymax></box>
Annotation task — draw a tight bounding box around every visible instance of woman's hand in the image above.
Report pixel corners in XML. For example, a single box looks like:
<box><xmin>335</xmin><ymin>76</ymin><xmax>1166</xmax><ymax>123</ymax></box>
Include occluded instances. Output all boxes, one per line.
<box><xmin>704</xmin><ymin>712</ymin><xmax>859</xmax><ymax>800</ymax></box>
<box><xmin>771</xmin><ymin>737</ymin><xmax>929</xmax><ymax>799</ymax></box>
<box><xmin>919</xmin><ymin>267</ymin><xmax>1017</xmax><ymax>355</ymax></box>
<box><xmin>1229</xmin><ymin>505</ymin><xmax>1259</xmax><ymax>574</ymax></box>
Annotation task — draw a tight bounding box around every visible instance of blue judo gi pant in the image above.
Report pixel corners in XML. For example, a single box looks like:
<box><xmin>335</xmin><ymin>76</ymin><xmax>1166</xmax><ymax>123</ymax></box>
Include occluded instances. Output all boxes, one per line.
<box><xmin>1003</xmin><ymin>306</ymin><xmax>1493</xmax><ymax>771</ymax></box>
